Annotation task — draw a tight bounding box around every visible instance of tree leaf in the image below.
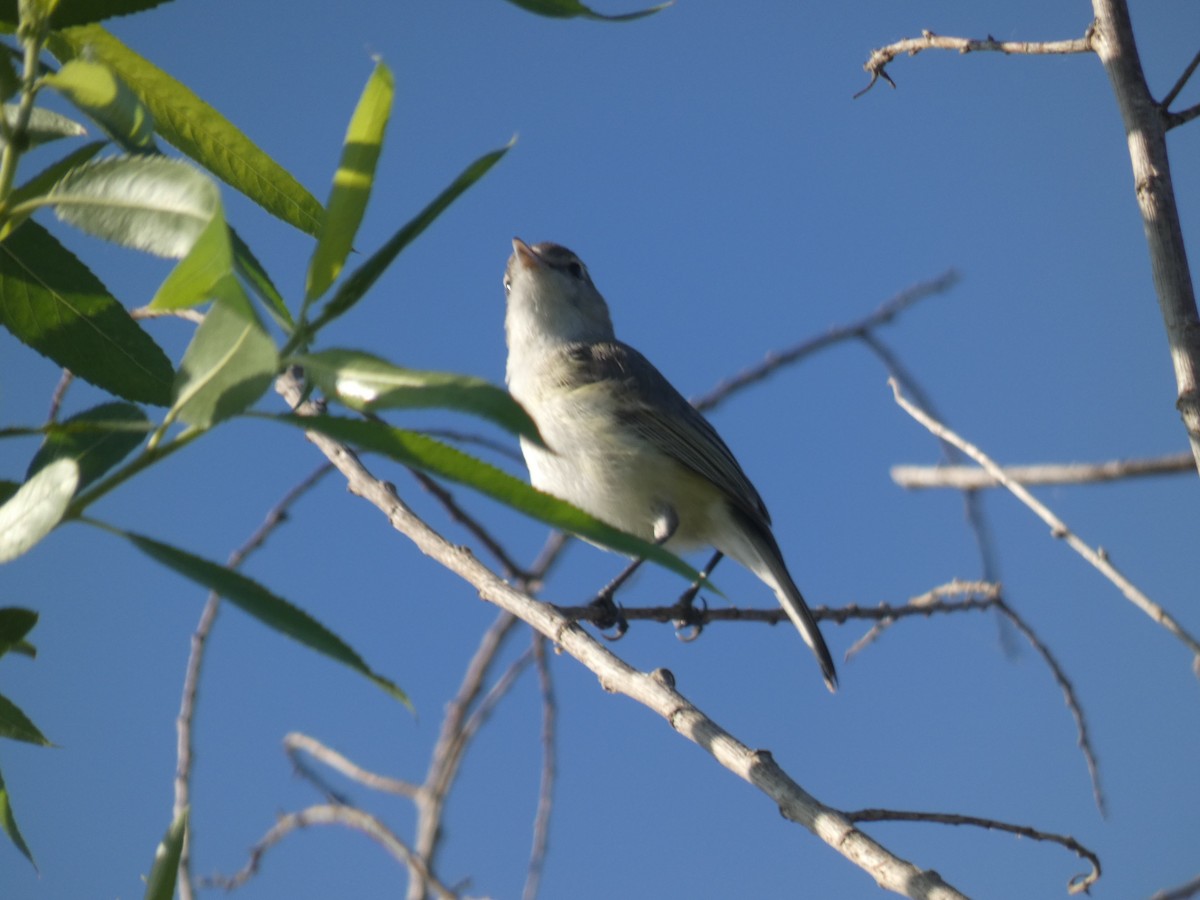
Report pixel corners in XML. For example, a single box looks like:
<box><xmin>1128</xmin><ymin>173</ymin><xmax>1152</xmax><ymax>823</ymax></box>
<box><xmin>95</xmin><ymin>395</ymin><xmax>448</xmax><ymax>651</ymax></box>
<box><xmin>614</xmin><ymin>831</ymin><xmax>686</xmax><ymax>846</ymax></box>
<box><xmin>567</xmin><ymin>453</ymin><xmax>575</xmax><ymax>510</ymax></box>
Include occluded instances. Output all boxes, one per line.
<box><xmin>296</xmin><ymin>348</ymin><xmax>543</xmax><ymax>445</ymax></box>
<box><xmin>230</xmin><ymin>226</ymin><xmax>292</xmax><ymax>331</ymax></box>
<box><xmin>48</xmin><ymin>25</ymin><xmax>323</xmax><ymax>236</ymax></box>
<box><xmin>49</xmin><ymin>155</ymin><xmax>218</xmax><ymax>257</ymax></box>
<box><xmin>0</xmin><ymin>693</ymin><xmax>52</xmax><ymax>745</ymax></box>
<box><xmin>148</xmin><ymin>204</ymin><xmax>235</xmax><ymax>310</ymax></box>
<box><xmin>0</xmin><ymin>766</ymin><xmax>36</xmax><ymax>871</ymax></box>
<box><xmin>170</xmin><ymin>290</ymin><xmax>278</xmax><ymax>429</ymax></box>
<box><xmin>502</xmin><ymin>0</ymin><xmax>672</xmax><ymax>21</ymax></box>
<box><xmin>0</xmin><ymin>0</ymin><xmax>175</xmax><ymax>28</ymax></box>
<box><xmin>272</xmin><ymin>414</ymin><xmax>701</xmax><ymax>583</ymax></box>
<box><xmin>314</xmin><ymin>140</ymin><xmax>511</xmax><ymax>332</ymax></box>
<box><xmin>0</xmin><ymin>457</ymin><xmax>78</xmax><ymax>563</ymax></box>
<box><xmin>101</xmin><ymin>525</ymin><xmax>408</xmax><ymax>704</ymax></box>
<box><xmin>40</xmin><ymin>58</ymin><xmax>155</xmax><ymax>152</ymax></box>
<box><xmin>0</xmin><ymin>609</ymin><xmax>37</xmax><ymax>659</ymax></box>
<box><xmin>0</xmin><ymin>220</ymin><xmax>174</xmax><ymax>405</ymax></box>
<box><xmin>142</xmin><ymin>807</ymin><xmax>186</xmax><ymax>900</ymax></box>
<box><xmin>305</xmin><ymin>59</ymin><xmax>393</xmax><ymax>306</ymax></box>
<box><xmin>26</xmin><ymin>401</ymin><xmax>149</xmax><ymax>491</ymax></box>
<box><xmin>0</xmin><ymin>139</ymin><xmax>105</xmax><ymax>242</ymax></box>
<box><xmin>0</xmin><ymin>105</ymin><xmax>88</xmax><ymax>148</ymax></box>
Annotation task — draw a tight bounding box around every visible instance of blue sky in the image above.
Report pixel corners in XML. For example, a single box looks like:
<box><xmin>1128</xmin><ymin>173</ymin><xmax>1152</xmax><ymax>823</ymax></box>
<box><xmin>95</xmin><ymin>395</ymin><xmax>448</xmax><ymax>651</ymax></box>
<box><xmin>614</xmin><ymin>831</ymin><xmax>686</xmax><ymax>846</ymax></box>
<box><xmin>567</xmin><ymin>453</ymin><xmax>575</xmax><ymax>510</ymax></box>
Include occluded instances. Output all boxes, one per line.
<box><xmin>2</xmin><ymin>1</ymin><xmax>1199</xmax><ymax>898</ymax></box>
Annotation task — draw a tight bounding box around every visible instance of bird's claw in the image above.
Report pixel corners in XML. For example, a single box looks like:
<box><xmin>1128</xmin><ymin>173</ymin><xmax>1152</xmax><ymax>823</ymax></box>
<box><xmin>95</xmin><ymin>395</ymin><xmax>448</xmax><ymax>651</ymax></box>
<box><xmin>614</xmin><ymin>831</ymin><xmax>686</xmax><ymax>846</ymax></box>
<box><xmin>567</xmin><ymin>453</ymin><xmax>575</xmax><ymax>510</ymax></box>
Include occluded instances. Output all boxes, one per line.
<box><xmin>672</xmin><ymin>594</ymin><xmax>707</xmax><ymax>643</ymax></box>
<box><xmin>589</xmin><ymin>592</ymin><xmax>629</xmax><ymax>640</ymax></box>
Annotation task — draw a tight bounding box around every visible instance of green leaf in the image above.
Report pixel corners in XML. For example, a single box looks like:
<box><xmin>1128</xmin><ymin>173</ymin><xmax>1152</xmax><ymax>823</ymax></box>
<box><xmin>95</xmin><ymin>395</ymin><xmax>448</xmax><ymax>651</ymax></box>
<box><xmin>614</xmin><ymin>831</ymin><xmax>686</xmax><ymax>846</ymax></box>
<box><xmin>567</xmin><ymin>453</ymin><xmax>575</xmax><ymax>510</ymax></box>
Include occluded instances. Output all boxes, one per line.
<box><xmin>0</xmin><ymin>609</ymin><xmax>36</xmax><ymax>659</ymax></box>
<box><xmin>272</xmin><ymin>414</ymin><xmax>701</xmax><ymax>583</ymax></box>
<box><xmin>0</xmin><ymin>481</ymin><xmax>17</xmax><ymax>505</ymax></box>
<box><xmin>170</xmin><ymin>291</ymin><xmax>278</xmax><ymax>429</ymax></box>
<box><xmin>41</xmin><ymin>58</ymin><xmax>155</xmax><ymax>153</ymax></box>
<box><xmin>0</xmin><ymin>692</ymin><xmax>51</xmax><ymax>745</ymax></box>
<box><xmin>26</xmin><ymin>401</ymin><xmax>149</xmax><ymax>490</ymax></box>
<box><xmin>305</xmin><ymin>59</ymin><xmax>393</xmax><ymax>306</ymax></box>
<box><xmin>142</xmin><ymin>807</ymin><xmax>186</xmax><ymax>900</ymax></box>
<box><xmin>0</xmin><ymin>139</ymin><xmax>105</xmax><ymax>241</ymax></box>
<box><xmin>148</xmin><ymin>203</ymin><xmax>236</xmax><ymax>311</ymax></box>
<box><xmin>100</xmin><ymin>525</ymin><xmax>408</xmax><ymax>704</ymax></box>
<box><xmin>230</xmin><ymin>226</ymin><xmax>292</xmax><ymax>331</ymax></box>
<box><xmin>313</xmin><ymin>140</ymin><xmax>511</xmax><ymax>333</ymax></box>
<box><xmin>0</xmin><ymin>457</ymin><xmax>78</xmax><ymax>563</ymax></box>
<box><xmin>0</xmin><ymin>0</ymin><xmax>174</xmax><ymax>28</ymax></box>
<box><xmin>0</xmin><ymin>105</ymin><xmax>88</xmax><ymax>147</ymax></box>
<box><xmin>502</xmin><ymin>0</ymin><xmax>672</xmax><ymax>21</ymax></box>
<box><xmin>296</xmin><ymin>349</ymin><xmax>543</xmax><ymax>445</ymax></box>
<box><xmin>0</xmin><ymin>766</ymin><xmax>36</xmax><ymax>871</ymax></box>
<box><xmin>0</xmin><ymin>220</ymin><xmax>174</xmax><ymax>405</ymax></box>
<box><xmin>49</xmin><ymin>25</ymin><xmax>324</xmax><ymax>236</ymax></box>
<box><xmin>48</xmin><ymin>155</ymin><xmax>218</xmax><ymax>257</ymax></box>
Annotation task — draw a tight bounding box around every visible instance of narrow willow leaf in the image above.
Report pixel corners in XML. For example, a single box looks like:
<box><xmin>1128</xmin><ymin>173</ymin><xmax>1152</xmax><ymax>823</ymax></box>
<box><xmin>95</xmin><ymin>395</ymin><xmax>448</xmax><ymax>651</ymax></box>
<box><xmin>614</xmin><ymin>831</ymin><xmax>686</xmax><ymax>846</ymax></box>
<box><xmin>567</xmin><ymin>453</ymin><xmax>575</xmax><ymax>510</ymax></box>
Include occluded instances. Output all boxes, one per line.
<box><xmin>49</xmin><ymin>155</ymin><xmax>218</xmax><ymax>257</ymax></box>
<box><xmin>230</xmin><ymin>226</ymin><xmax>292</xmax><ymax>331</ymax></box>
<box><xmin>41</xmin><ymin>58</ymin><xmax>155</xmax><ymax>152</ymax></box>
<box><xmin>0</xmin><ymin>49</ymin><xmax>17</xmax><ymax>103</ymax></box>
<box><xmin>0</xmin><ymin>220</ymin><xmax>174</xmax><ymax>405</ymax></box>
<box><xmin>171</xmin><ymin>291</ymin><xmax>277</xmax><ymax>429</ymax></box>
<box><xmin>0</xmin><ymin>481</ymin><xmax>16</xmax><ymax>505</ymax></box>
<box><xmin>296</xmin><ymin>348</ymin><xmax>543</xmax><ymax>445</ymax></box>
<box><xmin>149</xmin><ymin>203</ymin><xmax>238</xmax><ymax>311</ymax></box>
<box><xmin>0</xmin><ymin>457</ymin><xmax>78</xmax><ymax>563</ymax></box>
<box><xmin>273</xmin><ymin>414</ymin><xmax>701</xmax><ymax>583</ymax></box>
<box><xmin>502</xmin><ymin>0</ymin><xmax>671</xmax><ymax>20</ymax></box>
<box><xmin>26</xmin><ymin>401</ymin><xmax>149</xmax><ymax>491</ymax></box>
<box><xmin>0</xmin><ymin>693</ymin><xmax>51</xmax><ymax>745</ymax></box>
<box><xmin>142</xmin><ymin>807</ymin><xmax>186</xmax><ymax>900</ymax></box>
<box><xmin>103</xmin><ymin>526</ymin><xmax>408</xmax><ymax>704</ymax></box>
<box><xmin>0</xmin><ymin>609</ymin><xmax>36</xmax><ymax>658</ymax></box>
<box><xmin>305</xmin><ymin>60</ymin><xmax>394</xmax><ymax>305</ymax></box>
<box><xmin>0</xmin><ymin>105</ymin><xmax>87</xmax><ymax>147</ymax></box>
<box><xmin>315</xmin><ymin>140</ymin><xmax>511</xmax><ymax>331</ymax></box>
<box><xmin>0</xmin><ymin>0</ymin><xmax>172</xmax><ymax>28</ymax></box>
<box><xmin>0</xmin><ymin>767</ymin><xmax>36</xmax><ymax>871</ymax></box>
<box><xmin>0</xmin><ymin>139</ymin><xmax>105</xmax><ymax>241</ymax></box>
<box><xmin>49</xmin><ymin>25</ymin><xmax>324</xmax><ymax>236</ymax></box>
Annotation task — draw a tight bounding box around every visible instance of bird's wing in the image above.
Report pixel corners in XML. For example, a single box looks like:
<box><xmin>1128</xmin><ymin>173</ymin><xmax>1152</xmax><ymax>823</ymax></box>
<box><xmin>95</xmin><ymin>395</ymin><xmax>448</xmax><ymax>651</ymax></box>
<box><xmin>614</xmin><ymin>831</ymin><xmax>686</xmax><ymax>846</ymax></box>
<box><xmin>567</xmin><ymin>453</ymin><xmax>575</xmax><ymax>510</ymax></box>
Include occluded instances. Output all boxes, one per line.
<box><xmin>562</xmin><ymin>341</ymin><xmax>772</xmax><ymax>525</ymax></box>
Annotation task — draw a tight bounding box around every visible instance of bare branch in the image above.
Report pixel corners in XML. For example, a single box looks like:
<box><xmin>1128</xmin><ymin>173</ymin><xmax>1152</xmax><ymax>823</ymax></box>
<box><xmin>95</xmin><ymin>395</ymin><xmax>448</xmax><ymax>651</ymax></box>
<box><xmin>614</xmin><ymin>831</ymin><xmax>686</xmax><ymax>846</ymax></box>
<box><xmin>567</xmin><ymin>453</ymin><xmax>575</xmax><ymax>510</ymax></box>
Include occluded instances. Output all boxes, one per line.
<box><xmin>1166</xmin><ymin>102</ymin><xmax>1200</xmax><ymax>129</ymax></box>
<box><xmin>892</xmin><ymin>451</ymin><xmax>1194</xmax><ymax>489</ymax></box>
<box><xmin>1151</xmin><ymin>872</ymin><xmax>1200</xmax><ymax>900</ymax></box>
<box><xmin>284</xmin><ymin>732</ymin><xmax>419</xmax><ymax>798</ymax></box>
<box><xmin>523</xmin><ymin>635</ymin><xmax>557</xmax><ymax>900</ymax></box>
<box><xmin>174</xmin><ymin>463</ymin><xmax>333</xmax><ymax>900</ymax></box>
<box><xmin>692</xmin><ymin>270</ymin><xmax>959</xmax><ymax>413</ymax></box>
<box><xmin>212</xmin><ymin>804</ymin><xmax>455</xmax><ymax>899</ymax></box>
<box><xmin>44</xmin><ymin>369</ymin><xmax>73</xmax><ymax>424</ymax></box>
<box><xmin>1160</xmin><ymin>48</ymin><xmax>1200</xmax><ymax>112</ymax></box>
<box><xmin>890</xmin><ymin>377</ymin><xmax>1200</xmax><ymax>662</ymax></box>
<box><xmin>277</xmin><ymin>370</ymin><xmax>975</xmax><ymax>900</ymax></box>
<box><xmin>846</xmin><ymin>808</ymin><xmax>1100</xmax><ymax>895</ymax></box>
<box><xmin>856</xmin><ymin>28</ymin><xmax>1095</xmax><ymax>98</ymax></box>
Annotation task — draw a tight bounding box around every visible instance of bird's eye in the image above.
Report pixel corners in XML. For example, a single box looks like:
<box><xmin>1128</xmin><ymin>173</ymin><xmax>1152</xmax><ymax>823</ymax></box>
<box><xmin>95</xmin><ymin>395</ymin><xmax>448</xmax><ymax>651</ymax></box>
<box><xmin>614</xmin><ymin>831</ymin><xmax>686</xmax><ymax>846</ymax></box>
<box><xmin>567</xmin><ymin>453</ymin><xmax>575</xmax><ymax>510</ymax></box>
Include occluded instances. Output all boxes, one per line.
<box><xmin>567</xmin><ymin>261</ymin><xmax>585</xmax><ymax>280</ymax></box>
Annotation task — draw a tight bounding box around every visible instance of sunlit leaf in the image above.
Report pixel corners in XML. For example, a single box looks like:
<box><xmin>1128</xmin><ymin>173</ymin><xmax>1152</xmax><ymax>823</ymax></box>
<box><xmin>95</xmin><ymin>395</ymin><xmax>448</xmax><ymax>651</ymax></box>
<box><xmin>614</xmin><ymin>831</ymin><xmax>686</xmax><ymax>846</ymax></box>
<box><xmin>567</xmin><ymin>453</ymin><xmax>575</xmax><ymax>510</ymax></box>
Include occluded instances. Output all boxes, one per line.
<box><xmin>0</xmin><ymin>105</ymin><xmax>87</xmax><ymax>148</ymax></box>
<box><xmin>502</xmin><ymin>0</ymin><xmax>671</xmax><ymax>21</ymax></box>
<box><xmin>148</xmin><ymin>205</ymin><xmax>236</xmax><ymax>311</ymax></box>
<box><xmin>0</xmin><ymin>767</ymin><xmax>36</xmax><ymax>871</ymax></box>
<box><xmin>296</xmin><ymin>348</ymin><xmax>543</xmax><ymax>445</ymax></box>
<box><xmin>0</xmin><ymin>139</ymin><xmax>105</xmax><ymax>241</ymax></box>
<box><xmin>0</xmin><ymin>458</ymin><xmax>78</xmax><ymax>563</ymax></box>
<box><xmin>231</xmin><ymin>227</ymin><xmax>292</xmax><ymax>331</ymax></box>
<box><xmin>272</xmin><ymin>414</ymin><xmax>701</xmax><ymax>583</ymax></box>
<box><xmin>0</xmin><ymin>221</ymin><xmax>174</xmax><ymax>404</ymax></box>
<box><xmin>49</xmin><ymin>155</ymin><xmax>218</xmax><ymax>257</ymax></box>
<box><xmin>49</xmin><ymin>25</ymin><xmax>324</xmax><ymax>236</ymax></box>
<box><xmin>26</xmin><ymin>401</ymin><xmax>149</xmax><ymax>491</ymax></box>
<box><xmin>41</xmin><ymin>58</ymin><xmax>155</xmax><ymax>152</ymax></box>
<box><xmin>305</xmin><ymin>59</ymin><xmax>393</xmax><ymax>306</ymax></box>
<box><xmin>142</xmin><ymin>807</ymin><xmax>186</xmax><ymax>900</ymax></box>
<box><xmin>102</xmin><ymin>525</ymin><xmax>408</xmax><ymax>704</ymax></box>
<box><xmin>170</xmin><ymin>291</ymin><xmax>277</xmax><ymax>429</ymax></box>
<box><xmin>0</xmin><ymin>0</ymin><xmax>174</xmax><ymax>28</ymax></box>
<box><xmin>314</xmin><ymin>140</ymin><xmax>511</xmax><ymax>332</ymax></box>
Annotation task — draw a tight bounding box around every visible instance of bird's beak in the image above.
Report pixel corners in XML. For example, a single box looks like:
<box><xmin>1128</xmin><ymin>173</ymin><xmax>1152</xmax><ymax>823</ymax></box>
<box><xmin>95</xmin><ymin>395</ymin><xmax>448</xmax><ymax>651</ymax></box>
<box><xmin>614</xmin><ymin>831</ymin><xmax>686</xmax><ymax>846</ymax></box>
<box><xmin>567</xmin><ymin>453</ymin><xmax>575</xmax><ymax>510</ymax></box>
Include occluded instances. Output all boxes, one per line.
<box><xmin>512</xmin><ymin>237</ymin><xmax>542</xmax><ymax>270</ymax></box>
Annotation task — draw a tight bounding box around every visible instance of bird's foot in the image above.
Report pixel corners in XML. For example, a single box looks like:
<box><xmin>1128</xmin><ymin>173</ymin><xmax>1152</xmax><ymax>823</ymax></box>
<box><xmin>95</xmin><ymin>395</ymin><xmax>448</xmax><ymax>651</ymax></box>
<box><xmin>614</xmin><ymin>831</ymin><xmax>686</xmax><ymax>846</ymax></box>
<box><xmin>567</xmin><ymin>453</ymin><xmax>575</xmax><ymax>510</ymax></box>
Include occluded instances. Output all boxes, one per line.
<box><xmin>670</xmin><ymin>591</ymin><xmax>707</xmax><ymax>643</ymax></box>
<box><xmin>588</xmin><ymin>590</ymin><xmax>629</xmax><ymax>640</ymax></box>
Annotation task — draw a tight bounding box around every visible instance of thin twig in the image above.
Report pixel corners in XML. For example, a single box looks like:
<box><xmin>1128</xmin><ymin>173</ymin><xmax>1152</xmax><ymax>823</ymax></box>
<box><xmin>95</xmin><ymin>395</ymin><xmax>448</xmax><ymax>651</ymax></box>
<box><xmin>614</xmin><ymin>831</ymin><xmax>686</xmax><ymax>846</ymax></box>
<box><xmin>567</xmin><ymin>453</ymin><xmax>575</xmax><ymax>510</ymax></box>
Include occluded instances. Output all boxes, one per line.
<box><xmin>855</xmin><ymin>27</ymin><xmax>1095</xmax><ymax>98</ymax></box>
<box><xmin>523</xmin><ymin>635</ymin><xmax>556</xmax><ymax>900</ymax></box>
<box><xmin>1160</xmin><ymin>48</ymin><xmax>1200</xmax><ymax>112</ymax></box>
<box><xmin>284</xmin><ymin>732</ymin><xmax>419</xmax><ymax>798</ymax></box>
<box><xmin>1150</xmin><ymin>872</ymin><xmax>1200</xmax><ymax>900</ymax></box>
<box><xmin>692</xmin><ymin>270</ymin><xmax>960</xmax><ymax>413</ymax></box>
<box><xmin>846</xmin><ymin>808</ymin><xmax>1100</xmax><ymax>895</ymax></box>
<box><xmin>889</xmin><ymin>377</ymin><xmax>1200</xmax><ymax>662</ymax></box>
<box><xmin>892</xmin><ymin>451</ymin><xmax>1194</xmax><ymax>489</ymax></box>
<box><xmin>44</xmin><ymin>369</ymin><xmax>73</xmax><ymax>424</ymax></box>
<box><xmin>1166</xmin><ymin>102</ymin><xmax>1200</xmax><ymax>129</ymax></box>
<box><xmin>210</xmin><ymin>804</ymin><xmax>455</xmax><ymax>899</ymax></box>
<box><xmin>843</xmin><ymin>581</ymin><xmax>1001</xmax><ymax>659</ymax></box>
<box><xmin>173</xmin><ymin>463</ymin><xmax>333</xmax><ymax>900</ymax></box>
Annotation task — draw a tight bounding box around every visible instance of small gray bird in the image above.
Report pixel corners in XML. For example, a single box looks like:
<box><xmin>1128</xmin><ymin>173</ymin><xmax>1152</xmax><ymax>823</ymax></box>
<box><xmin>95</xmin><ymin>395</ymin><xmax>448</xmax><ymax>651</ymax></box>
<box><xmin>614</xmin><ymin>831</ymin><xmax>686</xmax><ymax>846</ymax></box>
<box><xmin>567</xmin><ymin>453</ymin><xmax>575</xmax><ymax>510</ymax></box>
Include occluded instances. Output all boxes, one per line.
<box><xmin>503</xmin><ymin>238</ymin><xmax>837</xmax><ymax>691</ymax></box>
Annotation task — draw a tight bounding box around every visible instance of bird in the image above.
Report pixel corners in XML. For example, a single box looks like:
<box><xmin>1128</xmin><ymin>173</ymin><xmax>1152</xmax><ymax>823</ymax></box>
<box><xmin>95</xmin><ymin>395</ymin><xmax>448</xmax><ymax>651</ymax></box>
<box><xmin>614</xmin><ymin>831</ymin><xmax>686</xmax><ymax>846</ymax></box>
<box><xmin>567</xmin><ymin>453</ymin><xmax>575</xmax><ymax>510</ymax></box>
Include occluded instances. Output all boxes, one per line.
<box><xmin>503</xmin><ymin>238</ymin><xmax>837</xmax><ymax>692</ymax></box>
